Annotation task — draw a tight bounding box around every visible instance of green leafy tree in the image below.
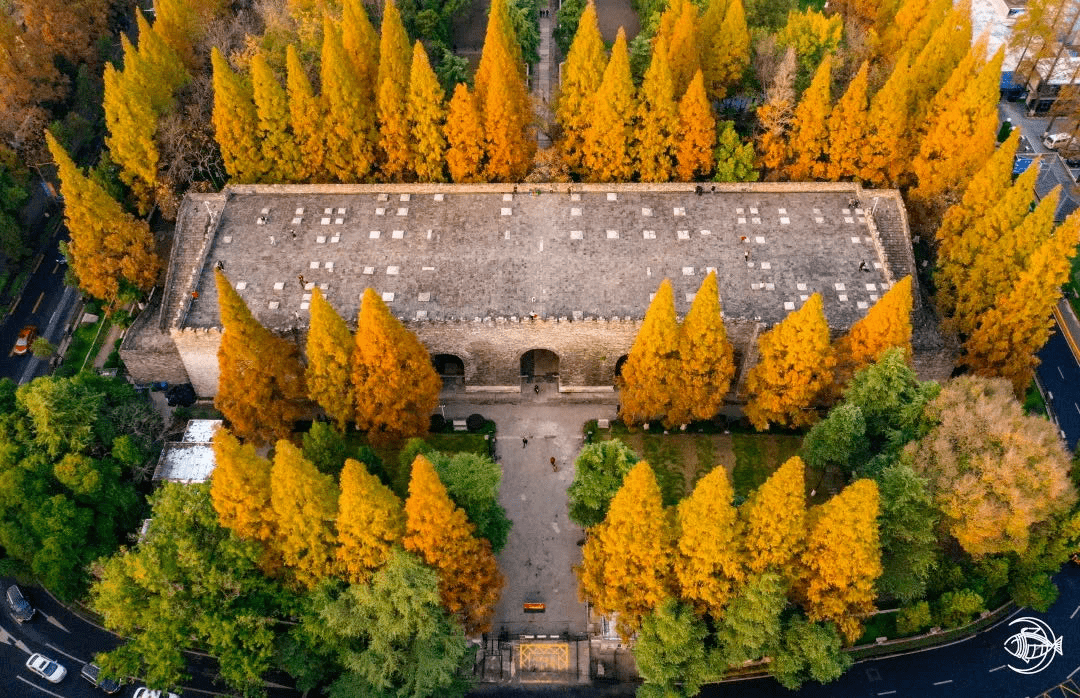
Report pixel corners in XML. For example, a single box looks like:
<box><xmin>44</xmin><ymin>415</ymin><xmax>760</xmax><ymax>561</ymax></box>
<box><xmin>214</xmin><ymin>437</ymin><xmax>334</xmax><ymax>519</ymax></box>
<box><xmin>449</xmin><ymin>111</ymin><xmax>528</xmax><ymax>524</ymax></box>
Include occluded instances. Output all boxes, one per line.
<box><xmin>91</xmin><ymin>484</ymin><xmax>288</xmax><ymax>695</ymax></box>
<box><xmin>712</xmin><ymin>120</ymin><xmax>758</xmax><ymax>182</ymax></box>
<box><xmin>770</xmin><ymin>616</ymin><xmax>852</xmax><ymax>690</ymax></box>
<box><xmin>567</xmin><ymin>439</ymin><xmax>640</xmax><ymax>528</ymax></box>
<box><xmin>877</xmin><ymin>461</ymin><xmax>939</xmax><ymax>602</ymax></box>
<box><xmin>713</xmin><ymin>572</ymin><xmax>787</xmax><ymax>666</ymax></box>
<box><xmin>298</xmin><ymin>549</ymin><xmax>471</xmax><ymax>698</ymax></box>
<box><xmin>634</xmin><ymin>598</ymin><xmax>709</xmax><ymax>698</ymax></box>
<box><xmin>799</xmin><ymin>403</ymin><xmax>868</xmax><ymax>478</ymax></box>
<box><xmin>427</xmin><ymin>450</ymin><xmax>512</xmax><ymax>553</ymax></box>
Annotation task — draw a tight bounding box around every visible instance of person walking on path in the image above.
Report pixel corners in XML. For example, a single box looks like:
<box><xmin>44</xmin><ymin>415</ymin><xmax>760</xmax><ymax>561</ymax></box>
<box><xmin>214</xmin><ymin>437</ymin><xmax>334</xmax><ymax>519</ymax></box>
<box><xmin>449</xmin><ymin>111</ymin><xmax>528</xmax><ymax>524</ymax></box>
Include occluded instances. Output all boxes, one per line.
<box><xmin>522</xmin><ymin>437</ymin><xmax>528</xmax><ymax>448</ymax></box>
<box><xmin>534</xmin><ymin>384</ymin><xmax>540</xmax><ymax>394</ymax></box>
<box><xmin>550</xmin><ymin>457</ymin><xmax>558</xmax><ymax>472</ymax></box>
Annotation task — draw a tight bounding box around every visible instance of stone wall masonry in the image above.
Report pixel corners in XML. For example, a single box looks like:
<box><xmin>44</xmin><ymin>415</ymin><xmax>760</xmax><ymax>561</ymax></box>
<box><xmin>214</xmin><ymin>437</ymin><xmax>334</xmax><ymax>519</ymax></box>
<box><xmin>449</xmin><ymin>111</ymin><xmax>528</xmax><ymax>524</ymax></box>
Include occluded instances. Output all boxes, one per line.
<box><xmin>172</xmin><ymin>327</ymin><xmax>222</xmax><ymax>397</ymax></box>
<box><xmin>120</xmin><ymin>294</ymin><xmax>191</xmax><ymax>385</ymax></box>
<box><xmin>226</xmin><ymin>181</ymin><xmax>869</xmax><ymax>196</ymax></box>
<box><xmin>173</xmin><ymin>315</ymin><xmax>762</xmax><ymax>398</ymax></box>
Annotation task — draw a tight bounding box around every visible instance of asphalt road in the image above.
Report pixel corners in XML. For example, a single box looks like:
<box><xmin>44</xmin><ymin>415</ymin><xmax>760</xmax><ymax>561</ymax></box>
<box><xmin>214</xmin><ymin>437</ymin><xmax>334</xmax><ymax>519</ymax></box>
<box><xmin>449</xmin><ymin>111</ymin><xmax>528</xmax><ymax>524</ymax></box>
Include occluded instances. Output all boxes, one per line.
<box><xmin>0</xmin><ymin>232</ymin><xmax>80</xmax><ymax>386</ymax></box>
<box><xmin>1037</xmin><ymin>325</ymin><xmax>1080</xmax><ymax>453</ymax></box>
<box><xmin>474</xmin><ymin>566</ymin><xmax>1080</xmax><ymax>698</ymax></box>
<box><xmin>0</xmin><ymin>579</ymin><xmax>299</xmax><ymax>698</ymax></box>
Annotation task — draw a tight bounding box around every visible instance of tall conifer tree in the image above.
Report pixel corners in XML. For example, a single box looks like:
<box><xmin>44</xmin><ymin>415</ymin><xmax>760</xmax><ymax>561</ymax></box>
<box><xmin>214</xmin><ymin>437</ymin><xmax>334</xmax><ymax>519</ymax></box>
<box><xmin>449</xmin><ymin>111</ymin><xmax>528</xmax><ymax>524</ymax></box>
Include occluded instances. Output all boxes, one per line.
<box><xmin>582</xmin><ymin>29</ymin><xmax>636</xmax><ymax>182</ymax></box>
<box><xmin>740</xmin><ymin>456</ymin><xmax>807</xmax><ymax>578</ymax></box>
<box><xmin>744</xmin><ymin>294</ymin><xmax>834</xmax><ymax>430</ymax></box>
<box><xmin>342</xmin><ymin>0</ymin><xmax>379</xmax><ymax>107</ymax></box>
<box><xmin>287</xmin><ymin>45</ymin><xmax>326</xmax><ymax>181</ymax></box>
<box><xmin>444</xmin><ymin>83</ymin><xmax>486</xmax><ymax>182</ymax></box>
<box><xmin>619</xmin><ymin>280</ymin><xmax>680</xmax><ymax>425</ymax></box>
<box><xmin>271</xmin><ymin>440</ymin><xmax>339</xmax><ymax>589</ymax></box>
<box><xmin>377</xmin><ymin>0</ymin><xmax>413</xmax><ymax>180</ymax></box>
<box><xmin>906</xmin><ymin>0</ymin><xmax>972</xmax><ymax>127</ymax></box>
<box><xmin>833</xmin><ymin>275</ymin><xmax>913</xmax><ymax>389</ymax></box>
<box><xmin>786</xmin><ymin>54</ymin><xmax>832</xmax><ymax>181</ymax></box>
<box><xmin>556</xmin><ymin>0</ymin><xmax>605</xmax><ymax>172</ymax></box>
<box><xmin>936</xmin><ymin>130</ymin><xmax>1021</xmax><ymax>262</ymax></box>
<box><xmin>670</xmin><ymin>271</ymin><xmax>735</xmax><ymax>424</ymax></box>
<box><xmin>963</xmin><ymin>213</ymin><xmax>1080</xmax><ymax>393</ymax></box>
<box><xmin>337</xmin><ymin>458</ymin><xmax>405</xmax><ymax>583</ymax></box>
<box><xmin>211</xmin><ymin>48</ymin><xmax>265</xmax><ymax>183</ymax></box>
<box><xmin>665</xmin><ymin>0</ymin><xmax>702</xmax><ymax>98</ymax></box>
<box><xmin>210</xmin><ymin>428</ymin><xmax>276</xmax><ymax>544</ymax></box>
<box><xmin>214</xmin><ymin>269</ymin><xmax>308</xmax><ymax>444</ymax></box>
<box><xmin>476</xmin><ymin>0</ymin><xmax>533</xmax><ymax>176</ymax></box>
<box><xmin>484</xmin><ymin>53</ymin><xmax>532</xmax><ymax>181</ymax></box>
<box><xmin>306</xmin><ymin>288</ymin><xmax>354</xmax><ymax>431</ymax></box>
<box><xmin>795</xmin><ymin>479</ymin><xmax>882</xmax><ymax>643</ymax></box>
<box><xmin>675</xmin><ymin>467</ymin><xmax>742</xmax><ymax>616</ymax></box>
<box><xmin>252</xmin><ymin>51</ymin><xmax>304</xmax><ymax>183</ymax></box>
<box><xmin>862</xmin><ymin>52</ymin><xmax>913</xmax><ymax>186</ymax></box>
<box><xmin>576</xmin><ymin>462</ymin><xmax>675</xmax><ymax>640</ymax></box>
<box><xmin>47</xmin><ymin>133</ymin><xmax>160</xmax><ymax>302</ymax></box>
<box><xmin>676</xmin><ymin>70</ymin><xmax>716</xmax><ymax>181</ymax></box>
<box><xmin>634</xmin><ymin>35</ymin><xmax>679</xmax><ymax>182</ymax></box>
<box><xmin>321</xmin><ymin>19</ymin><xmax>376</xmax><ymax>181</ymax></box>
<box><xmin>936</xmin><ymin>162</ymin><xmax>1040</xmax><ymax>327</ymax></box>
<box><xmin>406</xmin><ymin>41</ymin><xmax>447</xmax><ymax>182</ymax></box>
<box><xmin>403</xmin><ymin>455</ymin><xmax>504</xmax><ymax>633</ymax></box>
<box><xmin>827</xmin><ymin>62</ymin><xmax>870</xmax><ymax>181</ymax></box>
<box><xmin>102</xmin><ymin>63</ymin><xmax>160</xmax><ymax>214</ymax></box>
<box><xmin>911</xmin><ymin>44</ymin><xmax>1002</xmax><ymax>211</ymax></box>
<box><xmin>701</xmin><ymin>0</ymin><xmax>748</xmax><ymax>99</ymax></box>
<box><xmin>352</xmin><ymin>288</ymin><xmax>441</xmax><ymax>443</ymax></box>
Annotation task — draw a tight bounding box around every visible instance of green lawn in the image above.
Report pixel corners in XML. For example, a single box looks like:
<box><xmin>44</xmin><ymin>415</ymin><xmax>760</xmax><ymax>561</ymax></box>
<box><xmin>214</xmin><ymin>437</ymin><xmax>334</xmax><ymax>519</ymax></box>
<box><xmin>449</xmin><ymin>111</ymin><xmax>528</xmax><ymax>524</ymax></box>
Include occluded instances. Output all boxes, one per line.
<box><xmin>594</xmin><ymin>427</ymin><xmax>809</xmax><ymax>503</ymax></box>
<box><xmin>56</xmin><ymin>318</ymin><xmax>111</xmax><ymax>376</ymax></box>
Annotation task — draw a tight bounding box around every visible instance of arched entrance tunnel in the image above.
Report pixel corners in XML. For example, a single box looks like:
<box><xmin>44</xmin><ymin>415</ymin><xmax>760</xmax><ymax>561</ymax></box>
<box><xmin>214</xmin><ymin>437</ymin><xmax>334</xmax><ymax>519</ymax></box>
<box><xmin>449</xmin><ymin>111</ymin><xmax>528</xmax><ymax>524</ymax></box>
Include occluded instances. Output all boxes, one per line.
<box><xmin>520</xmin><ymin>349</ymin><xmax>560</xmax><ymax>382</ymax></box>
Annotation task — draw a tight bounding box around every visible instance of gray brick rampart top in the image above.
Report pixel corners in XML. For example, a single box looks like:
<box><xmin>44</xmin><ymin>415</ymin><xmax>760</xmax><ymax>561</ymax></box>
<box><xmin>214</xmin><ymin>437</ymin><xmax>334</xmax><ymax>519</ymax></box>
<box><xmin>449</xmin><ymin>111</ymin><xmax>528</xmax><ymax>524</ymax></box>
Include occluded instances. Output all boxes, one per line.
<box><xmin>170</xmin><ymin>182</ymin><xmax>903</xmax><ymax>334</ymax></box>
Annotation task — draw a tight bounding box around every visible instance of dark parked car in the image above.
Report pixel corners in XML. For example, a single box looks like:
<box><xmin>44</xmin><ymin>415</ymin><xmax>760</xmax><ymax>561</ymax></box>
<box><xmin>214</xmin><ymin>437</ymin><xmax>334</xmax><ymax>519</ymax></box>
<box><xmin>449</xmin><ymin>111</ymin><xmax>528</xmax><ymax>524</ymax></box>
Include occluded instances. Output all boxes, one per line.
<box><xmin>6</xmin><ymin>584</ymin><xmax>34</xmax><ymax>622</ymax></box>
<box><xmin>81</xmin><ymin>662</ymin><xmax>122</xmax><ymax>693</ymax></box>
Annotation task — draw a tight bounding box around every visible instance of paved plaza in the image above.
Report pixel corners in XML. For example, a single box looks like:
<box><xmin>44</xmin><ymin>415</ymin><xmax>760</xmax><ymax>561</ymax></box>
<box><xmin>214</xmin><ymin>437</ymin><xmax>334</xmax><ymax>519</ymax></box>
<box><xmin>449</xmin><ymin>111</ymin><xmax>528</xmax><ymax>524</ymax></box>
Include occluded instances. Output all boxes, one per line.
<box><xmin>446</xmin><ymin>392</ymin><xmax>617</xmax><ymax>636</ymax></box>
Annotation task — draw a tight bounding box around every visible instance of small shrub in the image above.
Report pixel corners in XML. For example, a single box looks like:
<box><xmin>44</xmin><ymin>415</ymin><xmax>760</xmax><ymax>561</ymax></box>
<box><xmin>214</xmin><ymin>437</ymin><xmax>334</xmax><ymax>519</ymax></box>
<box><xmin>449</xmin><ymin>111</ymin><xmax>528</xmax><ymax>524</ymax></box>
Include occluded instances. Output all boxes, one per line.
<box><xmin>935</xmin><ymin>589</ymin><xmax>985</xmax><ymax>629</ymax></box>
<box><xmin>896</xmin><ymin>602</ymin><xmax>932</xmax><ymax>636</ymax></box>
<box><xmin>430</xmin><ymin>413</ymin><xmax>446</xmax><ymax>432</ymax></box>
<box><xmin>466</xmin><ymin>413</ymin><xmax>485</xmax><ymax>432</ymax></box>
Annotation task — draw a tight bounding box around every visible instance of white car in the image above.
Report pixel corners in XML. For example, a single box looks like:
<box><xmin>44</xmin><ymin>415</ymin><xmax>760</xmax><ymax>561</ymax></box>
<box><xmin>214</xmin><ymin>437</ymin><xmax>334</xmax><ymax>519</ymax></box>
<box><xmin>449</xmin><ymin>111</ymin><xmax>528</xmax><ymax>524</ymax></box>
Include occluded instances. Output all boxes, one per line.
<box><xmin>133</xmin><ymin>688</ymin><xmax>180</xmax><ymax>698</ymax></box>
<box><xmin>26</xmin><ymin>653</ymin><xmax>66</xmax><ymax>683</ymax></box>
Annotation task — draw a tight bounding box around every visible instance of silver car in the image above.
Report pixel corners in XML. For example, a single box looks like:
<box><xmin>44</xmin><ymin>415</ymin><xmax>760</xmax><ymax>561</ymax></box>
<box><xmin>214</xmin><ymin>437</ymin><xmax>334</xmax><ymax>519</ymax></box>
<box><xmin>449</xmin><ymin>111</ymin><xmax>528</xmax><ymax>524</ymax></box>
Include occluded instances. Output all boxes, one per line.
<box><xmin>26</xmin><ymin>653</ymin><xmax>66</xmax><ymax>683</ymax></box>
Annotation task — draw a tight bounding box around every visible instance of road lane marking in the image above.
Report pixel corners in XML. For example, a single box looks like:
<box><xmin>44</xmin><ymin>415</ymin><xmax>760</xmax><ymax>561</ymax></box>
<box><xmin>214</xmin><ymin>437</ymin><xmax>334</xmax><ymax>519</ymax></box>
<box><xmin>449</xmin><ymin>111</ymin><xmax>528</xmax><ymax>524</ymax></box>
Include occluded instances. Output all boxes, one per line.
<box><xmin>31</xmin><ymin>292</ymin><xmax>44</xmax><ymax>313</ymax></box>
<box><xmin>15</xmin><ymin>675</ymin><xmax>65</xmax><ymax>698</ymax></box>
<box><xmin>1071</xmin><ymin>605</ymin><xmax>1080</xmax><ymax>620</ymax></box>
<box><xmin>1069</xmin><ymin>664</ymin><xmax>1080</xmax><ymax>679</ymax></box>
<box><xmin>44</xmin><ymin>642</ymin><xmax>83</xmax><ymax>664</ymax></box>
<box><xmin>1060</xmin><ymin>366</ymin><xmax>1067</xmax><ymax>380</ymax></box>
<box><xmin>990</xmin><ymin>665</ymin><xmax>1007</xmax><ymax>672</ymax></box>
<box><xmin>0</xmin><ymin>622</ymin><xmax>30</xmax><ymax>653</ymax></box>
<box><xmin>50</xmin><ymin>263</ymin><xmax>58</xmax><ymax>275</ymax></box>
<box><xmin>42</xmin><ymin>614</ymin><xmax>69</xmax><ymax>633</ymax></box>
<box><xmin>934</xmin><ymin>680</ymin><xmax>953</xmax><ymax>685</ymax></box>
<box><xmin>877</xmin><ymin>692</ymin><xmax>897</xmax><ymax>696</ymax></box>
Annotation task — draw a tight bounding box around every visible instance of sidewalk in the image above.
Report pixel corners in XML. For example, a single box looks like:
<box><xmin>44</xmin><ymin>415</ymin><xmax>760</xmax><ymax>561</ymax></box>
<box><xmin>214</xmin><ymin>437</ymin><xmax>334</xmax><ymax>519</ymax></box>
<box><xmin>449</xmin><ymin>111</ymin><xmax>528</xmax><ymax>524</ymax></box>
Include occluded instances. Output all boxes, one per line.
<box><xmin>1054</xmin><ymin>298</ymin><xmax>1080</xmax><ymax>365</ymax></box>
<box><xmin>92</xmin><ymin>322</ymin><xmax>124</xmax><ymax>370</ymax></box>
